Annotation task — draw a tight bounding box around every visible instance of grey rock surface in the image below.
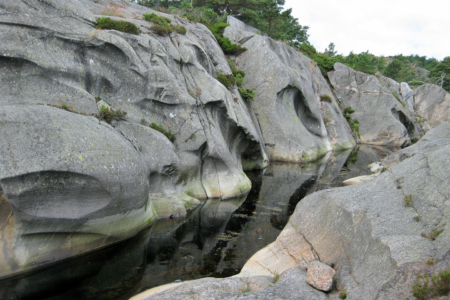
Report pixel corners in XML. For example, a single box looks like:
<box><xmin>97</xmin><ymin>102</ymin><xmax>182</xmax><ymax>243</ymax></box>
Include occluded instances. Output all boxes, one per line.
<box><xmin>0</xmin><ymin>0</ymin><xmax>270</xmax><ymax>278</ymax></box>
<box><xmin>134</xmin><ymin>124</ymin><xmax>450</xmax><ymax>299</ymax></box>
<box><xmin>329</xmin><ymin>63</ymin><xmax>421</xmax><ymax>146</ymax></box>
<box><xmin>414</xmin><ymin>84</ymin><xmax>450</xmax><ymax>128</ymax></box>
<box><xmin>224</xmin><ymin>27</ymin><xmax>355</xmax><ymax>162</ymax></box>
<box><xmin>400</xmin><ymin>82</ymin><xmax>415</xmax><ymax>111</ymax></box>
<box><xmin>241</xmin><ymin>123</ymin><xmax>450</xmax><ymax>299</ymax></box>
<box><xmin>306</xmin><ymin>261</ymin><xmax>335</xmax><ymax>292</ymax></box>
<box><xmin>0</xmin><ymin>105</ymin><xmax>154</xmax><ymax>277</ymax></box>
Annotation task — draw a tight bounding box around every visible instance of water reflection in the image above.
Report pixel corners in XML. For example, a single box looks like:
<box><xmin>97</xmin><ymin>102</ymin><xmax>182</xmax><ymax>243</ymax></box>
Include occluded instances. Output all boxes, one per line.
<box><xmin>0</xmin><ymin>146</ymin><xmax>396</xmax><ymax>299</ymax></box>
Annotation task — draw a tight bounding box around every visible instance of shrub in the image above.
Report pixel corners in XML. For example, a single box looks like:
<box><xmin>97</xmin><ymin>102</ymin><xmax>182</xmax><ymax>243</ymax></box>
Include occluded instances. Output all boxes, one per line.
<box><xmin>95</xmin><ymin>96</ymin><xmax>101</xmax><ymax>102</ymax></box>
<box><xmin>61</xmin><ymin>104</ymin><xmax>69</xmax><ymax>110</ymax></box>
<box><xmin>99</xmin><ymin>105</ymin><xmax>127</xmax><ymax>123</ymax></box>
<box><xmin>150</xmin><ymin>123</ymin><xmax>176</xmax><ymax>142</ymax></box>
<box><xmin>207</xmin><ymin>23</ymin><xmax>247</xmax><ymax>55</ymax></box>
<box><xmin>344</xmin><ymin>107</ymin><xmax>355</xmax><ymax>115</ymax></box>
<box><xmin>170</xmin><ymin>24</ymin><xmax>186</xmax><ymax>34</ymax></box>
<box><xmin>150</xmin><ymin>24</ymin><xmax>172</xmax><ymax>35</ymax></box>
<box><xmin>141</xmin><ymin>118</ymin><xmax>149</xmax><ymax>126</ymax></box>
<box><xmin>235</xmin><ymin>73</ymin><xmax>244</xmax><ymax>87</ymax></box>
<box><xmin>239</xmin><ymin>88</ymin><xmax>255</xmax><ymax>102</ymax></box>
<box><xmin>216</xmin><ymin>71</ymin><xmax>235</xmax><ymax>88</ymax></box>
<box><xmin>143</xmin><ymin>13</ymin><xmax>171</xmax><ymax>25</ymax></box>
<box><xmin>96</xmin><ymin>17</ymin><xmax>140</xmax><ymax>34</ymax></box>
<box><xmin>320</xmin><ymin>95</ymin><xmax>332</xmax><ymax>102</ymax></box>
<box><xmin>413</xmin><ymin>270</ymin><xmax>450</xmax><ymax>299</ymax></box>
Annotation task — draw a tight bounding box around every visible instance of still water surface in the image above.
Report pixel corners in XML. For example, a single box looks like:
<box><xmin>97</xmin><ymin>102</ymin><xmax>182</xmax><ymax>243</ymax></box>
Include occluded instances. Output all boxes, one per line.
<box><xmin>0</xmin><ymin>145</ymin><xmax>396</xmax><ymax>300</ymax></box>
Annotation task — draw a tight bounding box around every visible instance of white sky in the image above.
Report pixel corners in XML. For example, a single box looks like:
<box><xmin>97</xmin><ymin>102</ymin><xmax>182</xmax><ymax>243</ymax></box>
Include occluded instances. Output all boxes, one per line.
<box><xmin>284</xmin><ymin>0</ymin><xmax>450</xmax><ymax>60</ymax></box>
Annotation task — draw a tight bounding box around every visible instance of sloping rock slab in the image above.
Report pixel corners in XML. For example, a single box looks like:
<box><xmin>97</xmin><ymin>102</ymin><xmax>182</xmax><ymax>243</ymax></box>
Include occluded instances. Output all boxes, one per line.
<box><xmin>329</xmin><ymin>63</ymin><xmax>421</xmax><ymax>146</ymax></box>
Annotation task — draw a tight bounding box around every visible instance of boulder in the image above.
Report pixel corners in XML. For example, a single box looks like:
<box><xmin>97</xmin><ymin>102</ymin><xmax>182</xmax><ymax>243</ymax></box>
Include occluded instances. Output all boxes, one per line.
<box><xmin>414</xmin><ymin>84</ymin><xmax>450</xmax><ymax>128</ymax></box>
<box><xmin>306</xmin><ymin>261</ymin><xmax>335</xmax><ymax>292</ymax></box>
<box><xmin>329</xmin><ymin>63</ymin><xmax>421</xmax><ymax>146</ymax></box>
<box><xmin>0</xmin><ymin>105</ymin><xmax>154</xmax><ymax>277</ymax></box>
<box><xmin>224</xmin><ymin>22</ymin><xmax>355</xmax><ymax>163</ymax></box>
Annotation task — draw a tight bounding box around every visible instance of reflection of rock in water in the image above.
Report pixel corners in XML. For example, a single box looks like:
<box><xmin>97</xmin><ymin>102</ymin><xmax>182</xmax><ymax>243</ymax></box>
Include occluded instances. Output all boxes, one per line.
<box><xmin>0</xmin><ymin>226</ymin><xmax>153</xmax><ymax>300</ymax></box>
<box><xmin>0</xmin><ymin>148</ymin><xmax>392</xmax><ymax>299</ymax></box>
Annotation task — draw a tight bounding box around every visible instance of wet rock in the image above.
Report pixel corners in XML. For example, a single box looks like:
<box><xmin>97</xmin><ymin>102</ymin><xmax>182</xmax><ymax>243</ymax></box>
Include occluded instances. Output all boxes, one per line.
<box><xmin>306</xmin><ymin>261</ymin><xmax>335</xmax><ymax>292</ymax></box>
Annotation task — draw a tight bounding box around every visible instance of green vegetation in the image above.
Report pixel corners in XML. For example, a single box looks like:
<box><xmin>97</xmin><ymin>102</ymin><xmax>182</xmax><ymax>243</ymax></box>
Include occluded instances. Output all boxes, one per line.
<box><xmin>343</xmin><ymin>106</ymin><xmax>360</xmax><ymax>138</ymax></box>
<box><xmin>404</xmin><ymin>194</ymin><xmax>412</xmax><ymax>207</ymax></box>
<box><xmin>170</xmin><ymin>24</ymin><xmax>187</xmax><ymax>34</ymax></box>
<box><xmin>99</xmin><ymin>105</ymin><xmax>127</xmax><ymax>124</ymax></box>
<box><xmin>216</xmin><ymin>71</ymin><xmax>235</xmax><ymax>88</ymax></box>
<box><xmin>339</xmin><ymin>289</ymin><xmax>348</xmax><ymax>299</ymax></box>
<box><xmin>320</xmin><ymin>95</ymin><xmax>332</xmax><ymax>102</ymax></box>
<box><xmin>239</xmin><ymin>88</ymin><xmax>255</xmax><ymax>102</ymax></box>
<box><xmin>140</xmin><ymin>118</ymin><xmax>149</xmax><ymax>126</ymax></box>
<box><xmin>95</xmin><ymin>96</ymin><xmax>101</xmax><ymax>102</ymax></box>
<box><xmin>427</xmin><ymin>259</ymin><xmax>435</xmax><ymax>265</ymax></box>
<box><xmin>207</xmin><ymin>22</ymin><xmax>247</xmax><ymax>55</ymax></box>
<box><xmin>150</xmin><ymin>24</ymin><xmax>172</xmax><ymax>35</ymax></box>
<box><xmin>150</xmin><ymin>122</ymin><xmax>176</xmax><ymax>142</ymax></box>
<box><xmin>61</xmin><ymin>104</ymin><xmax>69</xmax><ymax>110</ymax></box>
<box><xmin>413</xmin><ymin>270</ymin><xmax>450</xmax><ymax>299</ymax></box>
<box><xmin>143</xmin><ymin>12</ymin><xmax>172</xmax><ymax>24</ymax></box>
<box><xmin>96</xmin><ymin>17</ymin><xmax>140</xmax><ymax>34</ymax></box>
<box><xmin>413</xmin><ymin>216</ymin><xmax>420</xmax><ymax>222</ymax></box>
<box><xmin>422</xmin><ymin>228</ymin><xmax>445</xmax><ymax>240</ymax></box>
<box><xmin>273</xmin><ymin>274</ymin><xmax>279</xmax><ymax>284</ymax></box>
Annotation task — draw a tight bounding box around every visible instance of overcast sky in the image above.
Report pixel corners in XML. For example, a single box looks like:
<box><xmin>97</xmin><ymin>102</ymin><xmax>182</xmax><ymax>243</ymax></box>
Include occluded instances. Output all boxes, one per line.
<box><xmin>284</xmin><ymin>0</ymin><xmax>449</xmax><ymax>61</ymax></box>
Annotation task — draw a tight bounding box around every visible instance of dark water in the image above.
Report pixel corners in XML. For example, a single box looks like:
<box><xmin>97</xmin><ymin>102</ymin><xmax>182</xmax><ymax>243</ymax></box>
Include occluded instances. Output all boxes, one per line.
<box><xmin>0</xmin><ymin>145</ymin><xmax>396</xmax><ymax>300</ymax></box>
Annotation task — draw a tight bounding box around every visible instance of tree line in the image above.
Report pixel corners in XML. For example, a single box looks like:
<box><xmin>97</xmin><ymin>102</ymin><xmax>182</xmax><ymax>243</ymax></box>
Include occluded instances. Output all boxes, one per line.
<box><xmin>137</xmin><ymin>0</ymin><xmax>450</xmax><ymax>92</ymax></box>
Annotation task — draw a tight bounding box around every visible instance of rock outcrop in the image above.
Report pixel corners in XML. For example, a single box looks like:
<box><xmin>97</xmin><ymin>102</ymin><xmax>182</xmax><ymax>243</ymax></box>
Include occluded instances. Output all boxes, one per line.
<box><xmin>225</xmin><ymin>17</ymin><xmax>356</xmax><ymax>162</ymax></box>
<box><xmin>329</xmin><ymin>63</ymin><xmax>421</xmax><ymax>146</ymax></box>
<box><xmin>414</xmin><ymin>84</ymin><xmax>450</xmax><ymax>128</ymax></box>
<box><xmin>0</xmin><ymin>0</ymin><xmax>269</xmax><ymax>277</ymax></box>
<box><xmin>133</xmin><ymin>123</ymin><xmax>450</xmax><ymax>299</ymax></box>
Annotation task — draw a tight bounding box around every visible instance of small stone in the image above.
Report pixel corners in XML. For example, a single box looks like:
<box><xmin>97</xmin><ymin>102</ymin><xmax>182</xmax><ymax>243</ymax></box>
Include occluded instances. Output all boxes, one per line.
<box><xmin>306</xmin><ymin>261</ymin><xmax>335</xmax><ymax>292</ymax></box>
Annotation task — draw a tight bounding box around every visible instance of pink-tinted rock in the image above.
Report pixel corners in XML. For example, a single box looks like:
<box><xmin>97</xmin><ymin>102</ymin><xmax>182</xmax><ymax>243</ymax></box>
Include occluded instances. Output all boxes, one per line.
<box><xmin>306</xmin><ymin>261</ymin><xmax>335</xmax><ymax>292</ymax></box>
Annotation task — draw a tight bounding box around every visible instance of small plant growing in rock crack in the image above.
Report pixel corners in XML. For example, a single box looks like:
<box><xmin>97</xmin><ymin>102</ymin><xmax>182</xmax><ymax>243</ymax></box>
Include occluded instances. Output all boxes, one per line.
<box><xmin>339</xmin><ymin>289</ymin><xmax>348</xmax><ymax>299</ymax></box>
<box><xmin>242</xmin><ymin>288</ymin><xmax>250</xmax><ymax>293</ymax></box>
<box><xmin>239</xmin><ymin>88</ymin><xmax>255</xmax><ymax>102</ymax></box>
<box><xmin>61</xmin><ymin>104</ymin><xmax>69</xmax><ymax>110</ymax></box>
<box><xmin>216</xmin><ymin>70</ymin><xmax>235</xmax><ymax>88</ymax></box>
<box><xmin>185</xmin><ymin>133</ymin><xmax>195</xmax><ymax>142</ymax></box>
<box><xmin>404</xmin><ymin>194</ymin><xmax>413</xmax><ymax>207</ymax></box>
<box><xmin>140</xmin><ymin>118</ymin><xmax>149</xmax><ymax>126</ymax></box>
<box><xmin>427</xmin><ymin>259</ymin><xmax>435</xmax><ymax>265</ymax></box>
<box><xmin>320</xmin><ymin>94</ymin><xmax>332</xmax><ymax>102</ymax></box>
<box><xmin>343</xmin><ymin>106</ymin><xmax>360</xmax><ymax>138</ymax></box>
<box><xmin>150</xmin><ymin>123</ymin><xmax>176</xmax><ymax>142</ymax></box>
<box><xmin>98</xmin><ymin>105</ymin><xmax>127</xmax><ymax>124</ymax></box>
<box><xmin>95</xmin><ymin>96</ymin><xmax>102</xmax><ymax>102</ymax></box>
<box><xmin>412</xmin><ymin>269</ymin><xmax>450</xmax><ymax>299</ymax></box>
<box><xmin>272</xmin><ymin>274</ymin><xmax>280</xmax><ymax>284</ymax></box>
<box><xmin>421</xmin><ymin>228</ymin><xmax>445</xmax><ymax>240</ymax></box>
<box><xmin>413</xmin><ymin>216</ymin><xmax>420</xmax><ymax>222</ymax></box>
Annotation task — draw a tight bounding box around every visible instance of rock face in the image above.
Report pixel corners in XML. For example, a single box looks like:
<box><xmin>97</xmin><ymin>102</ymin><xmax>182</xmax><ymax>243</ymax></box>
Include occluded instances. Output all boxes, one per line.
<box><xmin>329</xmin><ymin>63</ymin><xmax>421</xmax><ymax>146</ymax></box>
<box><xmin>414</xmin><ymin>84</ymin><xmax>450</xmax><ymax>127</ymax></box>
<box><xmin>0</xmin><ymin>0</ymin><xmax>269</xmax><ymax>277</ymax></box>
<box><xmin>225</xmin><ymin>18</ymin><xmax>356</xmax><ymax>162</ymax></box>
<box><xmin>133</xmin><ymin>123</ymin><xmax>450</xmax><ymax>299</ymax></box>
